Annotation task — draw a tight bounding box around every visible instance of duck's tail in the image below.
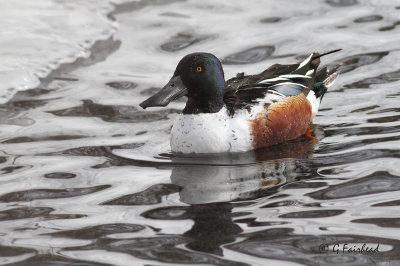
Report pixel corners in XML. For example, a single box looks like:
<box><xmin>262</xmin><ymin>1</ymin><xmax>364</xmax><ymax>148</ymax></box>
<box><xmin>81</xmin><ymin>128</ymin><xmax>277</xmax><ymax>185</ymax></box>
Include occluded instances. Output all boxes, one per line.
<box><xmin>313</xmin><ymin>66</ymin><xmax>339</xmax><ymax>100</ymax></box>
<box><xmin>311</xmin><ymin>49</ymin><xmax>341</xmax><ymax>100</ymax></box>
<box><xmin>307</xmin><ymin>67</ymin><xmax>339</xmax><ymax>120</ymax></box>
<box><xmin>292</xmin><ymin>49</ymin><xmax>341</xmax><ymax>97</ymax></box>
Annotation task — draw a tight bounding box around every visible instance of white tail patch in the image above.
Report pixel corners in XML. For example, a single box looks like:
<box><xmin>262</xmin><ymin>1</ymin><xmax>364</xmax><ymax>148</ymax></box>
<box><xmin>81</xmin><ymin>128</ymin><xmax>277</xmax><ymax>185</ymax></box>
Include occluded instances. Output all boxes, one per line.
<box><xmin>307</xmin><ymin>72</ymin><xmax>339</xmax><ymax>119</ymax></box>
<box><xmin>306</xmin><ymin>90</ymin><xmax>320</xmax><ymax>120</ymax></box>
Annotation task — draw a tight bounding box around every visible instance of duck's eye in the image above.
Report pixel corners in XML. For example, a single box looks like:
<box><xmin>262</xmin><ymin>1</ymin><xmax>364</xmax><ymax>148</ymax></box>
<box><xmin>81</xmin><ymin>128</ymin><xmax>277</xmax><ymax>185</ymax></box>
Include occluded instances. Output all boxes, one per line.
<box><xmin>196</xmin><ymin>66</ymin><xmax>202</xmax><ymax>72</ymax></box>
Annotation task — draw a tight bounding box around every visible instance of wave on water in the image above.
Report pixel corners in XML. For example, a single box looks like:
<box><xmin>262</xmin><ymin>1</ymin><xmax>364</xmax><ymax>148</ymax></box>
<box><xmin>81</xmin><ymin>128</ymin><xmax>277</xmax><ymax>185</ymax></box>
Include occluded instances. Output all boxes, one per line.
<box><xmin>0</xmin><ymin>0</ymin><xmax>136</xmax><ymax>104</ymax></box>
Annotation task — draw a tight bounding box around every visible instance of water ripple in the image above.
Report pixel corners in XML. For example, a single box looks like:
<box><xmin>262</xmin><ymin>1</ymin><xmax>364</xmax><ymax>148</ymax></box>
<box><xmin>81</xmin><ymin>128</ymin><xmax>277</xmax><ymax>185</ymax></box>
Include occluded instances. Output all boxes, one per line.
<box><xmin>47</xmin><ymin>223</ymin><xmax>145</xmax><ymax>239</ymax></box>
<box><xmin>307</xmin><ymin>171</ymin><xmax>400</xmax><ymax>200</ymax></box>
<box><xmin>13</xmin><ymin>255</ymin><xmax>111</xmax><ymax>266</ymax></box>
<box><xmin>0</xmin><ymin>185</ymin><xmax>110</xmax><ymax>202</ymax></box>
<box><xmin>102</xmin><ymin>184</ymin><xmax>181</xmax><ymax>205</ymax></box>
<box><xmin>223</xmin><ymin>46</ymin><xmax>275</xmax><ymax>64</ymax></box>
<box><xmin>0</xmin><ymin>207</ymin><xmax>85</xmax><ymax>221</ymax></box>
<box><xmin>48</xmin><ymin>100</ymin><xmax>180</xmax><ymax>123</ymax></box>
<box><xmin>0</xmin><ymin>0</ymin><xmax>399</xmax><ymax>265</ymax></box>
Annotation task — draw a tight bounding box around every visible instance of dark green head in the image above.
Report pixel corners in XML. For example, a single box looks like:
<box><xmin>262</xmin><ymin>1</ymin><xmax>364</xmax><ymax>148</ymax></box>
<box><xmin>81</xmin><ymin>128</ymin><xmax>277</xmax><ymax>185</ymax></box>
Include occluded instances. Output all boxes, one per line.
<box><xmin>140</xmin><ymin>53</ymin><xmax>226</xmax><ymax>114</ymax></box>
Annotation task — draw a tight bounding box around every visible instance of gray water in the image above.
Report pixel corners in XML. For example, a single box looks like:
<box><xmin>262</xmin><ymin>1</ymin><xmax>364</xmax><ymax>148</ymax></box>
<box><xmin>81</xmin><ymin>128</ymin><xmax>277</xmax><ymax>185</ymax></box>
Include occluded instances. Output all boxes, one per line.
<box><xmin>0</xmin><ymin>0</ymin><xmax>400</xmax><ymax>265</ymax></box>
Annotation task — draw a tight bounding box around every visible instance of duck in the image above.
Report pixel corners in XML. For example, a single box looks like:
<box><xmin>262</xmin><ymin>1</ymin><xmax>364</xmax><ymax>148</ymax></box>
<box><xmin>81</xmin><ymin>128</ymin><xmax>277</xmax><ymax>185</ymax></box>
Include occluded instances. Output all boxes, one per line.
<box><xmin>140</xmin><ymin>49</ymin><xmax>340</xmax><ymax>154</ymax></box>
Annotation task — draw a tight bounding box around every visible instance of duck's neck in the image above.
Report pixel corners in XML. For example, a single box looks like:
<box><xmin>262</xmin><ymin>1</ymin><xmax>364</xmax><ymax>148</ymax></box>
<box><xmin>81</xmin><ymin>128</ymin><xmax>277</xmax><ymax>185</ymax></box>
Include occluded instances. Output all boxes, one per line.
<box><xmin>183</xmin><ymin>85</ymin><xmax>225</xmax><ymax>114</ymax></box>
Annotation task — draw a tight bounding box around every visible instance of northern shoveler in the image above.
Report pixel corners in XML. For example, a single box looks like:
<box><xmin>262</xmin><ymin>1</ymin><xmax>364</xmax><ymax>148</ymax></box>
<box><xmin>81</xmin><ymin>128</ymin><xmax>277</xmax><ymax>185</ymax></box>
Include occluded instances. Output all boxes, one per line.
<box><xmin>140</xmin><ymin>50</ymin><xmax>340</xmax><ymax>153</ymax></box>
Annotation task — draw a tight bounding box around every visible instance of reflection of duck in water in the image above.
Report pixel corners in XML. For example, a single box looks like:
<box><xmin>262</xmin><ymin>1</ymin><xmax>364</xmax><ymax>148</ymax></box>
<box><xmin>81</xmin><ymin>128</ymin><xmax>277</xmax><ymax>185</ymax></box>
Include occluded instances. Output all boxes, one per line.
<box><xmin>171</xmin><ymin>157</ymin><xmax>284</xmax><ymax>204</ymax></box>
<box><xmin>183</xmin><ymin>202</ymin><xmax>242</xmax><ymax>256</ymax></box>
<box><xmin>106</xmin><ymin>128</ymin><xmax>321</xmax><ymax>258</ymax></box>
<box><xmin>169</xmin><ymin>131</ymin><xmax>320</xmax><ymax>255</ymax></box>
<box><xmin>140</xmin><ymin>50</ymin><xmax>339</xmax><ymax>153</ymax></box>
<box><xmin>170</xmin><ymin>128</ymin><xmax>320</xmax><ymax>204</ymax></box>
<box><xmin>110</xmin><ymin>125</ymin><xmax>321</xmax><ymax>256</ymax></box>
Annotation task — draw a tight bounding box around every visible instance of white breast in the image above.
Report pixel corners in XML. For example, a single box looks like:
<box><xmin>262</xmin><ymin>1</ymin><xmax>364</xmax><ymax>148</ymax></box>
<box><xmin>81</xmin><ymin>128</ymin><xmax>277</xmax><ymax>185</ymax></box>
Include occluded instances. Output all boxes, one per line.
<box><xmin>170</xmin><ymin>107</ymin><xmax>253</xmax><ymax>153</ymax></box>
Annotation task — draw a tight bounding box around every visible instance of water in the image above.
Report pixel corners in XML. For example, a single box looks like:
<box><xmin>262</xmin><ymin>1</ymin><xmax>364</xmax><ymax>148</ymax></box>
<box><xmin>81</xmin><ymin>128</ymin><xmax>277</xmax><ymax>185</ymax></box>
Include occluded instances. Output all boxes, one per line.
<box><xmin>0</xmin><ymin>0</ymin><xmax>399</xmax><ymax>265</ymax></box>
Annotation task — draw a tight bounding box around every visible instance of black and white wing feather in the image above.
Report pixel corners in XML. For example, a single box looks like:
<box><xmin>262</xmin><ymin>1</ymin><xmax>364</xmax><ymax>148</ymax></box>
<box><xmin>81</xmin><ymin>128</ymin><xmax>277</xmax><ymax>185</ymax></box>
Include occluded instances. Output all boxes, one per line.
<box><xmin>224</xmin><ymin>53</ymin><xmax>321</xmax><ymax>115</ymax></box>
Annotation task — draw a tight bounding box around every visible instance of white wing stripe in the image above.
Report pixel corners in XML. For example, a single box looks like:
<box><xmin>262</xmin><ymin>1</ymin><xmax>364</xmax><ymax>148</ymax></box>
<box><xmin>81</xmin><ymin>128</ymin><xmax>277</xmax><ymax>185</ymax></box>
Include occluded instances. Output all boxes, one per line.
<box><xmin>306</xmin><ymin>69</ymin><xmax>315</xmax><ymax>76</ymax></box>
<box><xmin>270</xmin><ymin>82</ymin><xmax>307</xmax><ymax>88</ymax></box>
<box><xmin>258</xmin><ymin>77</ymin><xmax>289</xmax><ymax>84</ymax></box>
<box><xmin>297</xmin><ymin>54</ymin><xmax>313</xmax><ymax>70</ymax></box>
<box><xmin>258</xmin><ymin>74</ymin><xmax>311</xmax><ymax>85</ymax></box>
<box><xmin>279</xmin><ymin>74</ymin><xmax>312</xmax><ymax>79</ymax></box>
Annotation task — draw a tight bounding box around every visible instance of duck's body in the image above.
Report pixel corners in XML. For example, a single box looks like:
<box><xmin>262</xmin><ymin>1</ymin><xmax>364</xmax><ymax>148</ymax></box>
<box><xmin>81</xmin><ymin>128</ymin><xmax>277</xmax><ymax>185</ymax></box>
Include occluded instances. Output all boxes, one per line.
<box><xmin>140</xmin><ymin>51</ymin><xmax>339</xmax><ymax>154</ymax></box>
<box><xmin>170</xmin><ymin>93</ymin><xmax>317</xmax><ymax>153</ymax></box>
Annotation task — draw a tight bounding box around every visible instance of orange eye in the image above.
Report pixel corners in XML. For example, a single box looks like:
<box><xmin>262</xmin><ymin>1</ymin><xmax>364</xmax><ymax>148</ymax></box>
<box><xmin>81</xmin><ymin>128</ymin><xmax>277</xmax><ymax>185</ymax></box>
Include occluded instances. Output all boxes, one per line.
<box><xmin>196</xmin><ymin>66</ymin><xmax>202</xmax><ymax>72</ymax></box>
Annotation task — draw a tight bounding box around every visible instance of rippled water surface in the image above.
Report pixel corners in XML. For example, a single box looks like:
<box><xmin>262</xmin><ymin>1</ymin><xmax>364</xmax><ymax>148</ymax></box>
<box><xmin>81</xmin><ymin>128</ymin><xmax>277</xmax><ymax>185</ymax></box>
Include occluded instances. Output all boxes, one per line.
<box><xmin>1</xmin><ymin>0</ymin><xmax>400</xmax><ymax>265</ymax></box>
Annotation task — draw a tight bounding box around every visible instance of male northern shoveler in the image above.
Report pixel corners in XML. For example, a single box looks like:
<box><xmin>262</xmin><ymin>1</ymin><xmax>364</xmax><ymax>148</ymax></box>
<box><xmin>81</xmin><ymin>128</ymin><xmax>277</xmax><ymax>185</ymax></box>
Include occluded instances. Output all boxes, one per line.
<box><xmin>140</xmin><ymin>50</ymin><xmax>340</xmax><ymax>153</ymax></box>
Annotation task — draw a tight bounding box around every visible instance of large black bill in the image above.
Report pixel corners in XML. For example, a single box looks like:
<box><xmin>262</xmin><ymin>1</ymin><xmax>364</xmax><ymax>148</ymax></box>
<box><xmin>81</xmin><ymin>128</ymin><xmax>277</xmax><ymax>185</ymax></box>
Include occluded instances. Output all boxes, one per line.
<box><xmin>139</xmin><ymin>75</ymin><xmax>187</xmax><ymax>109</ymax></box>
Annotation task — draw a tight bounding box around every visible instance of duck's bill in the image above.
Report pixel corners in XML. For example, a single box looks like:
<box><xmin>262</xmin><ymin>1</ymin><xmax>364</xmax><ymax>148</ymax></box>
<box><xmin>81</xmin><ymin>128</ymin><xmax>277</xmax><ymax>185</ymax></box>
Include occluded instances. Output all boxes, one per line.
<box><xmin>139</xmin><ymin>75</ymin><xmax>187</xmax><ymax>109</ymax></box>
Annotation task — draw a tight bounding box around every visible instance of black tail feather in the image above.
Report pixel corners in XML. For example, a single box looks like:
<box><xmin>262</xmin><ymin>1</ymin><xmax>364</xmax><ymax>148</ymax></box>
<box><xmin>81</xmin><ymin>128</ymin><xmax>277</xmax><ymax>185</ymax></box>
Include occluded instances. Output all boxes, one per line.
<box><xmin>312</xmin><ymin>49</ymin><xmax>342</xmax><ymax>60</ymax></box>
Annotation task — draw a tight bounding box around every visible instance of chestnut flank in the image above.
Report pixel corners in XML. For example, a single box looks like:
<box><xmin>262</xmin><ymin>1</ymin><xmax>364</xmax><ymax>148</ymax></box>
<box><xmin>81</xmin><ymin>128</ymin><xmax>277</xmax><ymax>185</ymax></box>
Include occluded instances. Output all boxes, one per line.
<box><xmin>251</xmin><ymin>94</ymin><xmax>312</xmax><ymax>149</ymax></box>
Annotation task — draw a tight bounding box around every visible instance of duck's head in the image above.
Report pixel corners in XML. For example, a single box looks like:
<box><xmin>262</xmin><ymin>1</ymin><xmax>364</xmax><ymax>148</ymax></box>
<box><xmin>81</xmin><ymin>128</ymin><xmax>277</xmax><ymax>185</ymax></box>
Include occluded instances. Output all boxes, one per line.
<box><xmin>140</xmin><ymin>53</ymin><xmax>225</xmax><ymax>114</ymax></box>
